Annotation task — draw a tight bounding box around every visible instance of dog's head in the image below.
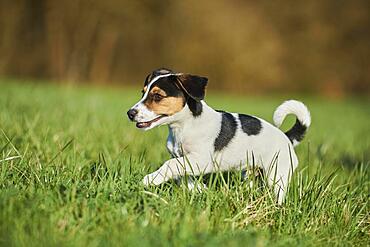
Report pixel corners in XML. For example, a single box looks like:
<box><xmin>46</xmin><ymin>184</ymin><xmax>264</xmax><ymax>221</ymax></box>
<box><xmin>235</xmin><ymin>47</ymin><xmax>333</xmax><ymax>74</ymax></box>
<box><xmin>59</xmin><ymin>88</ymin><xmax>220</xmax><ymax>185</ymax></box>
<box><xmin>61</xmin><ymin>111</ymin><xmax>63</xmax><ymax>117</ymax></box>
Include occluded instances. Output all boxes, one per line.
<box><xmin>127</xmin><ymin>68</ymin><xmax>208</xmax><ymax>130</ymax></box>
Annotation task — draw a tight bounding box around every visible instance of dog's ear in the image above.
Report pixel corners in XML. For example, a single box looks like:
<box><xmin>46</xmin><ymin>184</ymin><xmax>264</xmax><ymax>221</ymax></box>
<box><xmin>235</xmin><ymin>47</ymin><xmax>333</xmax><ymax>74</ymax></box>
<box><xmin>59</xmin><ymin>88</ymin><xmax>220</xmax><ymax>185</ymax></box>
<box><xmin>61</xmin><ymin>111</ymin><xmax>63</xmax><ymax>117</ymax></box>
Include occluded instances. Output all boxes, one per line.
<box><xmin>175</xmin><ymin>74</ymin><xmax>208</xmax><ymax>101</ymax></box>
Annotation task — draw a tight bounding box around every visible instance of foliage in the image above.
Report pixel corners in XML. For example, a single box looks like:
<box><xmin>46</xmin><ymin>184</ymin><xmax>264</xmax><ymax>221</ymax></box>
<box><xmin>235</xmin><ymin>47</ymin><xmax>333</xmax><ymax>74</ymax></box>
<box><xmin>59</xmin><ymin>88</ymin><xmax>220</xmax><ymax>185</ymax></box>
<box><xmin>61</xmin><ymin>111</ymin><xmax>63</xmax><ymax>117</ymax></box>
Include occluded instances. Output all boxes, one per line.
<box><xmin>0</xmin><ymin>81</ymin><xmax>369</xmax><ymax>246</ymax></box>
<box><xmin>0</xmin><ymin>1</ymin><xmax>370</xmax><ymax>94</ymax></box>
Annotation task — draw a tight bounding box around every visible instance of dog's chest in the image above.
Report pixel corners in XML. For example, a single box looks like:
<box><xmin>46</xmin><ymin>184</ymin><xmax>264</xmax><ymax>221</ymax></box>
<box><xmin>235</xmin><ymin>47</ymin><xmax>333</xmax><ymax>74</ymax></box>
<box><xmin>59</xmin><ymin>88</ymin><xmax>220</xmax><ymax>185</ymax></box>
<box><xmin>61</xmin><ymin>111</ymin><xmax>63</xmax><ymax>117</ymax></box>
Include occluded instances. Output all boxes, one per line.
<box><xmin>171</xmin><ymin>138</ymin><xmax>184</xmax><ymax>157</ymax></box>
<box><xmin>167</xmin><ymin>127</ymin><xmax>194</xmax><ymax>157</ymax></box>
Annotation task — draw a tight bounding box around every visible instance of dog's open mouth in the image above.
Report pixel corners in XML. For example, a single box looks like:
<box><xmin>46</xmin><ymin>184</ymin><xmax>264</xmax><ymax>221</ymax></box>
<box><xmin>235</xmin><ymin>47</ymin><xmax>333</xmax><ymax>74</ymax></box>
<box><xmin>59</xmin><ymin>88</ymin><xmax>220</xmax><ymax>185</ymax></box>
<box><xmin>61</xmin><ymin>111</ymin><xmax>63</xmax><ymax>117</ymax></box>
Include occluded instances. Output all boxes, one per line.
<box><xmin>136</xmin><ymin>115</ymin><xmax>167</xmax><ymax>128</ymax></box>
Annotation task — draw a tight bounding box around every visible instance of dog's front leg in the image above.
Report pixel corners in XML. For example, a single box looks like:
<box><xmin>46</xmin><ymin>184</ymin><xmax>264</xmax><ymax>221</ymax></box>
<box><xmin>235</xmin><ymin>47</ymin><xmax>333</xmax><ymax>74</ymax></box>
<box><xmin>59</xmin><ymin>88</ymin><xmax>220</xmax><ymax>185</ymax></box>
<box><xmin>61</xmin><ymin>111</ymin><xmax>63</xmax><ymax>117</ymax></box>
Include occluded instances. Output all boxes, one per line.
<box><xmin>143</xmin><ymin>155</ymin><xmax>211</xmax><ymax>186</ymax></box>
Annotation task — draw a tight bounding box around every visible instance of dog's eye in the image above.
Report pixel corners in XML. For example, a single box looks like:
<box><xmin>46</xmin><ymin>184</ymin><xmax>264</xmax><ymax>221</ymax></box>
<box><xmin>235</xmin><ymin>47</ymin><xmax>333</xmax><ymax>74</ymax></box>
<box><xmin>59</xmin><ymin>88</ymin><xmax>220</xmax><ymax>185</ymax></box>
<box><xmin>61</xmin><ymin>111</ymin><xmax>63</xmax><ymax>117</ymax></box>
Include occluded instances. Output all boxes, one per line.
<box><xmin>153</xmin><ymin>93</ymin><xmax>164</xmax><ymax>101</ymax></box>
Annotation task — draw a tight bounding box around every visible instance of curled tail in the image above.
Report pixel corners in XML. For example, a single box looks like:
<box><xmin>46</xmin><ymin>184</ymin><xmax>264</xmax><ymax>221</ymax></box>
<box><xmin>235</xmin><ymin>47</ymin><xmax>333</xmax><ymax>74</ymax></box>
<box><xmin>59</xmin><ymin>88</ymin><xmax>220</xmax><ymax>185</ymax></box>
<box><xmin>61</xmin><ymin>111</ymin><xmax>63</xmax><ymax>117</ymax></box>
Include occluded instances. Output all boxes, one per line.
<box><xmin>273</xmin><ymin>100</ymin><xmax>311</xmax><ymax>146</ymax></box>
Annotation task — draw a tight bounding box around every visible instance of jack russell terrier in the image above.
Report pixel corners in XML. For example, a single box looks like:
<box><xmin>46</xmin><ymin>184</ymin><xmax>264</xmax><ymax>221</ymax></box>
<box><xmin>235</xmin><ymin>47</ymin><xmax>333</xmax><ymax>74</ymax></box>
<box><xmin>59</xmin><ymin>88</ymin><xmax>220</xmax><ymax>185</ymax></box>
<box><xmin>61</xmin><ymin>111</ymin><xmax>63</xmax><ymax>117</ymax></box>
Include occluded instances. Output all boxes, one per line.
<box><xmin>127</xmin><ymin>68</ymin><xmax>311</xmax><ymax>204</ymax></box>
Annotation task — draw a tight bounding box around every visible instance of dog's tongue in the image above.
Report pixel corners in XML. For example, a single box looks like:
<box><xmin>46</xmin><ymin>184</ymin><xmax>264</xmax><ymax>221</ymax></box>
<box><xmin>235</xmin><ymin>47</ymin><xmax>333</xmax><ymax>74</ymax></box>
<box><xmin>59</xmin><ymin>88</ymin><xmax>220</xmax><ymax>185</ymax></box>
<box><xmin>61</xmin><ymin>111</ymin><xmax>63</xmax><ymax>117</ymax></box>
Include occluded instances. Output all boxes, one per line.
<box><xmin>136</xmin><ymin>122</ymin><xmax>151</xmax><ymax>128</ymax></box>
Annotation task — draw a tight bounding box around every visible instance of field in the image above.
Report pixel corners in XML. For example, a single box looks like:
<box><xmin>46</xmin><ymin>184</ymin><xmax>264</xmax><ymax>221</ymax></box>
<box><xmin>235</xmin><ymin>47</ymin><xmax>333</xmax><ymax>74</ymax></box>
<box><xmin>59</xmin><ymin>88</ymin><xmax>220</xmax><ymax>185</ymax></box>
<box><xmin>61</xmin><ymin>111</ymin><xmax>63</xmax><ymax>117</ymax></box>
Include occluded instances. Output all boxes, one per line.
<box><xmin>0</xmin><ymin>81</ymin><xmax>369</xmax><ymax>246</ymax></box>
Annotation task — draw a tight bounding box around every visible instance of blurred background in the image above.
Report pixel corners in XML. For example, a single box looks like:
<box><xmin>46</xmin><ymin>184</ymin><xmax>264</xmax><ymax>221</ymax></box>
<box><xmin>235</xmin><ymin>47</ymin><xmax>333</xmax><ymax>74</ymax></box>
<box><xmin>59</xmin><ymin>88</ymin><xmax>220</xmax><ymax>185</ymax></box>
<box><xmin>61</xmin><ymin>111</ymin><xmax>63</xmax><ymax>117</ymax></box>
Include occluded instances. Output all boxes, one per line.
<box><xmin>0</xmin><ymin>0</ymin><xmax>369</xmax><ymax>96</ymax></box>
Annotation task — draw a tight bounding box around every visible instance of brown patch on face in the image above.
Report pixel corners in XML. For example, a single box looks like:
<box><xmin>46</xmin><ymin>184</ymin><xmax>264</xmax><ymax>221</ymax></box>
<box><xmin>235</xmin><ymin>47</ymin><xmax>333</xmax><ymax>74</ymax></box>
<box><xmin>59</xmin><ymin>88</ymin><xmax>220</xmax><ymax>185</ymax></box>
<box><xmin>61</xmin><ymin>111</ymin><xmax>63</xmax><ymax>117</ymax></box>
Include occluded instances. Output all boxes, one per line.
<box><xmin>150</xmin><ymin>86</ymin><xmax>166</xmax><ymax>95</ymax></box>
<box><xmin>144</xmin><ymin>86</ymin><xmax>185</xmax><ymax>116</ymax></box>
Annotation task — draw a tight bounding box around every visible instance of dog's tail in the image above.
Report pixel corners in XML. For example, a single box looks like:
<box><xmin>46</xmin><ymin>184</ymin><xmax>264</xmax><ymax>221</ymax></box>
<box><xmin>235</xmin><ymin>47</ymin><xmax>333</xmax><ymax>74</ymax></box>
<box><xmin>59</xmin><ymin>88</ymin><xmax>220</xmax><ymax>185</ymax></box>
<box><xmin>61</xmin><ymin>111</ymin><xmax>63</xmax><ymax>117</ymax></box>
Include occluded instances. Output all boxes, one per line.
<box><xmin>273</xmin><ymin>100</ymin><xmax>311</xmax><ymax>147</ymax></box>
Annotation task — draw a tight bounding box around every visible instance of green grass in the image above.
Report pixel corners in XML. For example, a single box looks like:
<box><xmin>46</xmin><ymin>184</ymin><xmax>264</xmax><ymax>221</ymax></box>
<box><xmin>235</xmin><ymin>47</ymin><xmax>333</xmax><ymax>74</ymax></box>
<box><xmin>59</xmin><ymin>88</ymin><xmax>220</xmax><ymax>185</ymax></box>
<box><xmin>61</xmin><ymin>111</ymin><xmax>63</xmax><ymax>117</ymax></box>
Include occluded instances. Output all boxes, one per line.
<box><xmin>0</xmin><ymin>81</ymin><xmax>369</xmax><ymax>247</ymax></box>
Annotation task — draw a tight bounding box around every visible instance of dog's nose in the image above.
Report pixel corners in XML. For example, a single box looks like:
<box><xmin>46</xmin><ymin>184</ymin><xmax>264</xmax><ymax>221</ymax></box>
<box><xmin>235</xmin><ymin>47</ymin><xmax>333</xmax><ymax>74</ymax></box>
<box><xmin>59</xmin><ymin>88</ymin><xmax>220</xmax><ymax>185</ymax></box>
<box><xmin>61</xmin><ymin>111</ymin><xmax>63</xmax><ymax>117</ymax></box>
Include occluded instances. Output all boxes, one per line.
<box><xmin>127</xmin><ymin>109</ymin><xmax>138</xmax><ymax>121</ymax></box>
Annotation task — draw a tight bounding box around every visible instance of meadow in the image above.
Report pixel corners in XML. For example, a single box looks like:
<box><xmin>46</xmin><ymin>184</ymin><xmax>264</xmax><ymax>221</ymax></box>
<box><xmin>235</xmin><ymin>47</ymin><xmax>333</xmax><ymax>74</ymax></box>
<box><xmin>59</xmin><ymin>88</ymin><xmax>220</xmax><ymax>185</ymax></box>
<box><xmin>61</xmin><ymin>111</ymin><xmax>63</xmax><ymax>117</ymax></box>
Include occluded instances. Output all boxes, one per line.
<box><xmin>0</xmin><ymin>81</ymin><xmax>369</xmax><ymax>246</ymax></box>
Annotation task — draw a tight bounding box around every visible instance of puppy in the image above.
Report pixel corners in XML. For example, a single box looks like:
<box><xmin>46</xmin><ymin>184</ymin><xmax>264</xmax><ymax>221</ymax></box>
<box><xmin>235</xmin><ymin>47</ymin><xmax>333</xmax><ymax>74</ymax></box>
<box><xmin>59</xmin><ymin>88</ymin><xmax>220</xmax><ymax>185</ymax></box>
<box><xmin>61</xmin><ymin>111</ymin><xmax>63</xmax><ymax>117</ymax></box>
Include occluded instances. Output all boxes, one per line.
<box><xmin>127</xmin><ymin>68</ymin><xmax>311</xmax><ymax>204</ymax></box>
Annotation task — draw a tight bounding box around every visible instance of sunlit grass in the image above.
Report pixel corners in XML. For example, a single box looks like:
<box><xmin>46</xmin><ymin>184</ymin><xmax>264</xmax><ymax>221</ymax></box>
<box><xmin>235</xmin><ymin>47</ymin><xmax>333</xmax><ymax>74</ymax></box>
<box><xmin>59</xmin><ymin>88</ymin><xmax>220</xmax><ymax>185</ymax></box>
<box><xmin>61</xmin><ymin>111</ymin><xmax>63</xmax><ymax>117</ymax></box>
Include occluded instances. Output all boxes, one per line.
<box><xmin>0</xmin><ymin>81</ymin><xmax>369</xmax><ymax>246</ymax></box>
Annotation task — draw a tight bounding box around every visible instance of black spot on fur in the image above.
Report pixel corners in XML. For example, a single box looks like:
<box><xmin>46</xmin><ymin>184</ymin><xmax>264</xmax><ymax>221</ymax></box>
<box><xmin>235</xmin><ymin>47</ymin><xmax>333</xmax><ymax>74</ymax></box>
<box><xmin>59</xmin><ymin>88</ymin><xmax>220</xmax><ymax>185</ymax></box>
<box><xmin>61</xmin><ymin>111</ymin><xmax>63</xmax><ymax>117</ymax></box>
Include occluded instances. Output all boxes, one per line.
<box><xmin>214</xmin><ymin>112</ymin><xmax>237</xmax><ymax>151</ymax></box>
<box><xmin>186</xmin><ymin>97</ymin><xmax>203</xmax><ymax>116</ymax></box>
<box><xmin>285</xmin><ymin>119</ymin><xmax>307</xmax><ymax>143</ymax></box>
<box><xmin>176</xmin><ymin>74</ymin><xmax>208</xmax><ymax>101</ymax></box>
<box><xmin>154</xmin><ymin>77</ymin><xmax>184</xmax><ymax>97</ymax></box>
<box><xmin>238</xmin><ymin>114</ymin><xmax>262</xmax><ymax>135</ymax></box>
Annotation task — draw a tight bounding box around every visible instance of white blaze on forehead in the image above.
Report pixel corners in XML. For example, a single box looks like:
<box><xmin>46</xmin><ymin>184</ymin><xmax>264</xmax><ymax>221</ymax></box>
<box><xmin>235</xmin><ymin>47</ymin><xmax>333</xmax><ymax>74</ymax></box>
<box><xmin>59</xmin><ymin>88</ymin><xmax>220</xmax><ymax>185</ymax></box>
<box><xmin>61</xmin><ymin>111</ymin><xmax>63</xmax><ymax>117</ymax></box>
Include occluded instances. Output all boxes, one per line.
<box><xmin>135</xmin><ymin>73</ymin><xmax>175</xmax><ymax>107</ymax></box>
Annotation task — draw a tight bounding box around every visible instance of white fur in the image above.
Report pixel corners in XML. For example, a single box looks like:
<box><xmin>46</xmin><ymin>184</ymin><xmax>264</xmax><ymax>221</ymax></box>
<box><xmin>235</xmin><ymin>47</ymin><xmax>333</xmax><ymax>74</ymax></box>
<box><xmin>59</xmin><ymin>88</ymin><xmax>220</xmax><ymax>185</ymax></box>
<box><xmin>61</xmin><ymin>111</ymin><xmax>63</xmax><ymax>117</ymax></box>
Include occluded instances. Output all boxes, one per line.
<box><xmin>273</xmin><ymin>100</ymin><xmax>311</xmax><ymax>128</ymax></box>
<box><xmin>137</xmin><ymin>101</ymin><xmax>307</xmax><ymax>203</ymax></box>
<box><xmin>130</xmin><ymin>94</ymin><xmax>310</xmax><ymax>204</ymax></box>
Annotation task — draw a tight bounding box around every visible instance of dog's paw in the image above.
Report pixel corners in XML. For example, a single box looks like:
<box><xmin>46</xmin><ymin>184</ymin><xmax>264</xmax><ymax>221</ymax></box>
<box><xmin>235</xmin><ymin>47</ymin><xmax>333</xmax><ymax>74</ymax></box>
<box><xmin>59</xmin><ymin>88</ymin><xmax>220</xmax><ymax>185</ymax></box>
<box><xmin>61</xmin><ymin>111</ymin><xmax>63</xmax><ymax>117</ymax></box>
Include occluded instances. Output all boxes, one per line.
<box><xmin>142</xmin><ymin>172</ymin><xmax>165</xmax><ymax>186</ymax></box>
<box><xmin>142</xmin><ymin>175</ymin><xmax>152</xmax><ymax>187</ymax></box>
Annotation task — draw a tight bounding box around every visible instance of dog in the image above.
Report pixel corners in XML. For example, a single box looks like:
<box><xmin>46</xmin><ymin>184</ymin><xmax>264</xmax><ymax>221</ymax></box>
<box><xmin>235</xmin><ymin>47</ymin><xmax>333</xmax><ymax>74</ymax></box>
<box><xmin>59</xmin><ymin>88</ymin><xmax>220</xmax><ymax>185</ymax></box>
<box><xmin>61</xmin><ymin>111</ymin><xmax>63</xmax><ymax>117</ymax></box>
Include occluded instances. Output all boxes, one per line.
<box><xmin>127</xmin><ymin>68</ymin><xmax>311</xmax><ymax>204</ymax></box>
